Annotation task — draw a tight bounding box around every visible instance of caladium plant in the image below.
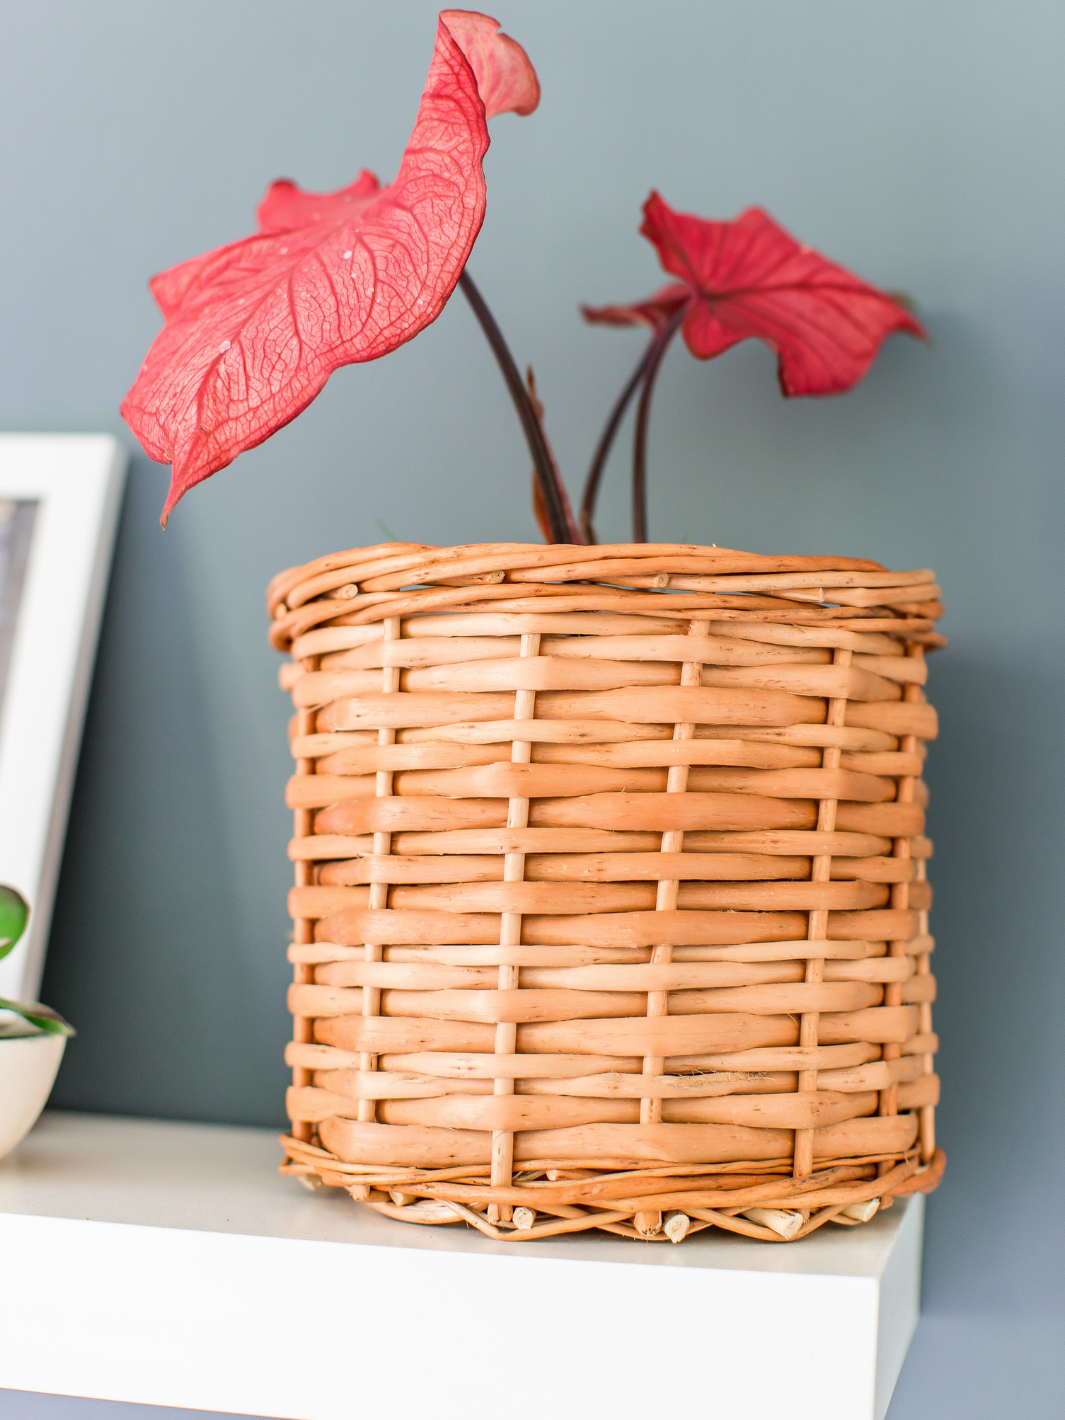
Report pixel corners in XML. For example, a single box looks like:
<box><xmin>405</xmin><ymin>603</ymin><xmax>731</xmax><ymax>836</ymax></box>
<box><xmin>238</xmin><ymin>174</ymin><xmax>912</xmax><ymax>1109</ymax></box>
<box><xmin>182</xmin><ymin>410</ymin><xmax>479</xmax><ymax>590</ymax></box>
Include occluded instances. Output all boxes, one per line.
<box><xmin>122</xmin><ymin>9</ymin><xmax>924</xmax><ymax>544</ymax></box>
<box><xmin>0</xmin><ymin>886</ymin><xmax>75</xmax><ymax>1037</ymax></box>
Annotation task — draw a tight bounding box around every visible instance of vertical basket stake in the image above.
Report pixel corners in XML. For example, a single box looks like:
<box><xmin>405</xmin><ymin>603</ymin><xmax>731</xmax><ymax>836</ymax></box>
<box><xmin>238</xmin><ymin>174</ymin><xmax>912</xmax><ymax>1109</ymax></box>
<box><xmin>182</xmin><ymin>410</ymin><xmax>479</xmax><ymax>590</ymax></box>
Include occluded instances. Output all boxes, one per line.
<box><xmin>793</xmin><ymin>647</ymin><xmax>851</xmax><ymax>1180</ymax></box>
<box><xmin>289</xmin><ymin>650</ymin><xmax>323</xmax><ymax>1145</ymax></box>
<box><xmin>357</xmin><ymin>615</ymin><xmax>402</xmax><ymax>1125</ymax></box>
<box><xmin>878</xmin><ymin>644</ymin><xmax>925</xmax><ymax>1174</ymax></box>
<box><xmin>633</xmin><ymin>618</ymin><xmax>708</xmax><ymax>1238</ymax></box>
<box><xmin>489</xmin><ymin>630</ymin><xmax>541</xmax><ymax>1224</ymax></box>
<box><xmin>909</xmin><ymin>655</ymin><xmax>936</xmax><ymax>1166</ymax></box>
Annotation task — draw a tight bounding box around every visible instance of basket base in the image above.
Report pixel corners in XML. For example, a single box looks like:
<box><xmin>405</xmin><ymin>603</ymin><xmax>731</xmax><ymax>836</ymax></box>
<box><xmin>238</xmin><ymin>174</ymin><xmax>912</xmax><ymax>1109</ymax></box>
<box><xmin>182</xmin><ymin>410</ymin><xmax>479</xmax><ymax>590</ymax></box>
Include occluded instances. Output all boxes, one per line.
<box><xmin>282</xmin><ymin>1133</ymin><xmax>944</xmax><ymax>1243</ymax></box>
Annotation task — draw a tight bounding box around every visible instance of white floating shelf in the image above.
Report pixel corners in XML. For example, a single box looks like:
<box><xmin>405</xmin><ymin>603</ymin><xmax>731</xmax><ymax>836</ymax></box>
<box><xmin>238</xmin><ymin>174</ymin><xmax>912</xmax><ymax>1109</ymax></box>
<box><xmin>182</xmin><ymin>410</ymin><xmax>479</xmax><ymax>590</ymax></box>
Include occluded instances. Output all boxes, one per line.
<box><xmin>0</xmin><ymin>1112</ymin><xmax>921</xmax><ymax>1420</ymax></box>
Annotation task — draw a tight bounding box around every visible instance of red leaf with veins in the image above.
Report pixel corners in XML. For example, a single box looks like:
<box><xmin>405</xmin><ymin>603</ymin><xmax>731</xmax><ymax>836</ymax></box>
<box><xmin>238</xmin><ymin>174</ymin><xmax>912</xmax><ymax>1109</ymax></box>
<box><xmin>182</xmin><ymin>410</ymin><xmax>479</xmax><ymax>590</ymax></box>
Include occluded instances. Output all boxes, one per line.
<box><xmin>587</xmin><ymin>193</ymin><xmax>925</xmax><ymax>395</ymax></box>
<box><xmin>121</xmin><ymin>11</ymin><xmax>539</xmax><ymax>525</ymax></box>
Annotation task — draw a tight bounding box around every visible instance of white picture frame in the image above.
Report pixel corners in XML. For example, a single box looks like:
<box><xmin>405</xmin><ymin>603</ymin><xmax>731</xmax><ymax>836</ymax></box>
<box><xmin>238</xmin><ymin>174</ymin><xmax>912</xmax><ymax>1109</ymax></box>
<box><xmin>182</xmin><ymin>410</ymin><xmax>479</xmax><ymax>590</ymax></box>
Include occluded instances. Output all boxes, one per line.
<box><xmin>0</xmin><ymin>435</ymin><xmax>126</xmax><ymax>1004</ymax></box>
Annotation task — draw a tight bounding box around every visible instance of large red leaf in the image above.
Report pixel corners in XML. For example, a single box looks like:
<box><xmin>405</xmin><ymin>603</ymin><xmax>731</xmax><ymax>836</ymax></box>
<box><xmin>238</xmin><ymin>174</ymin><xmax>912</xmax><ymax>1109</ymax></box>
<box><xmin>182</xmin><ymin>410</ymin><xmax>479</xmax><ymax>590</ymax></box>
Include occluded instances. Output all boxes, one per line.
<box><xmin>121</xmin><ymin>11</ymin><xmax>539</xmax><ymax>525</ymax></box>
<box><xmin>586</xmin><ymin>193</ymin><xmax>925</xmax><ymax>395</ymax></box>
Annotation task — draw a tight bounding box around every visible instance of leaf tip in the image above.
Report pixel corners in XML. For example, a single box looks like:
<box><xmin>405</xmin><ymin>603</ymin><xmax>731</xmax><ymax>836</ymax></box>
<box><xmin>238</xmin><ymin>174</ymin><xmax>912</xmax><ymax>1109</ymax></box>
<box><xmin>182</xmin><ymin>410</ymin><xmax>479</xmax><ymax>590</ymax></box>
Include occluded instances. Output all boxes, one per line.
<box><xmin>441</xmin><ymin>10</ymin><xmax>541</xmax><ymax>120</ymax></box>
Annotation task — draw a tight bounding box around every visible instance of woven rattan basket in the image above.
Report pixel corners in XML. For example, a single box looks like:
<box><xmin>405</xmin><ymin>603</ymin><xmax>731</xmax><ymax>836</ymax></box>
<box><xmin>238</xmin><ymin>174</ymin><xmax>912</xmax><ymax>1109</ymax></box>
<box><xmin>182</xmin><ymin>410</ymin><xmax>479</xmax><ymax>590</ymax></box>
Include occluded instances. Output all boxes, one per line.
<box><xmin>269</xmin><ymin>542</ymin><xmax>946</xmax><ymax>1243</ymax></box>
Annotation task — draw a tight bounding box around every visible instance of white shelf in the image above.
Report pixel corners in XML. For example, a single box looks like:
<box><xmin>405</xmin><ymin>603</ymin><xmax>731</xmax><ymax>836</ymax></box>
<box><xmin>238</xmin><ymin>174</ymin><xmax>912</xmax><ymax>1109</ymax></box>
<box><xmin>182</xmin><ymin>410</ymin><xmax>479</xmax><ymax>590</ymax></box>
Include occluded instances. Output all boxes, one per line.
<box><xmin>0</xmin><ymin>1112</ymin><xmax>921</xmax><ymax>1420</ymax></box>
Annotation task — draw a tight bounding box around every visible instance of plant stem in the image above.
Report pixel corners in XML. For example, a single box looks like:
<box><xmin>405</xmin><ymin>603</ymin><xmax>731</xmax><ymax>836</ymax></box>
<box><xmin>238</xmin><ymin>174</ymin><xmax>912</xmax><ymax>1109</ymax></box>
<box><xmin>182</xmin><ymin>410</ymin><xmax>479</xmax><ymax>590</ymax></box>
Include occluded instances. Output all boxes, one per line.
<box><xmin>458</xmin><ymin>269</ymin><xmax>573</xmax><ymax>544</ymax></box>
<box><xmin>579</xmin><ymin>337</ymin><xmax>659</xmax><ymax>545</ymax></box>
<box><xmin>525</xmin><ymin>366</ymin><xmax>578</xmax><ymax>543</ymax></box>
<box><xmin>632</xmin><ymin>307</ymin><xmax>686</xmax><ymax>543</ymax></box>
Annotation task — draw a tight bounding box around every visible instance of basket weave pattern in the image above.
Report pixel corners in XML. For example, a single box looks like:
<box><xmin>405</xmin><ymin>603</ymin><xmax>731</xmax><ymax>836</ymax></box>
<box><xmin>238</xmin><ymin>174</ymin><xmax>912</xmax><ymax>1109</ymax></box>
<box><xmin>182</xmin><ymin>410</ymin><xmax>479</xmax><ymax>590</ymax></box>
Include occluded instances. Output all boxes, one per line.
<box><xmin>270</xmin><ymin>543</ymin><xmax>945</xmax><ymax>1243</ymax></box>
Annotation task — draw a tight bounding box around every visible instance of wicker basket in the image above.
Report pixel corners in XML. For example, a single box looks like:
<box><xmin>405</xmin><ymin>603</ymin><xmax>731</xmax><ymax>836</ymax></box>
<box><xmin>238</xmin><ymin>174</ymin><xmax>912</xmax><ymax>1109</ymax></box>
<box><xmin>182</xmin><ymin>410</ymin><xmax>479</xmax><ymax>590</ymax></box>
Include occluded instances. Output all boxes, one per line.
<box><xmin>269</xmin><ymin>542</ymin><xmax>946</xmax><ymax>1243</ymax></box>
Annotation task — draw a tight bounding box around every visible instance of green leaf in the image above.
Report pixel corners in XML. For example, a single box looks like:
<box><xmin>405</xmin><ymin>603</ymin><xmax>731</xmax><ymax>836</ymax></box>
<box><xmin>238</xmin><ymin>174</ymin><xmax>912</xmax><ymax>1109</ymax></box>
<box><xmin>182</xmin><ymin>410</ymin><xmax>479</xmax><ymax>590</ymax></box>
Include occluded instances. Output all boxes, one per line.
<box><xmin>0</xmin><ymin>996</ymin><xmax>75</xmax><ymax>1037</ymax></box>
<box><xmin>0</xmin><ymin>886</ymin><xmax>29</xmax><ymax>961</ymax></box>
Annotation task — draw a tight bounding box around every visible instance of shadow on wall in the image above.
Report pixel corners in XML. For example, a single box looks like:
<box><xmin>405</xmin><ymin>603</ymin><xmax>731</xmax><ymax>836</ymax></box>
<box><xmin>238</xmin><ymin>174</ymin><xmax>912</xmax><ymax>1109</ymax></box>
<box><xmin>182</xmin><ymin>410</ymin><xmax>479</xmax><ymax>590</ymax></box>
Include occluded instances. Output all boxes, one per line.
<box><xmin>42</xmin><ymin>463</ymin><xmax>292</xmax><ymax>1128</ymax></box>
<box><xmin>920</xmin><ymin>649</ymin><xmax>1065</xmax><ymax>1314</ymax></box>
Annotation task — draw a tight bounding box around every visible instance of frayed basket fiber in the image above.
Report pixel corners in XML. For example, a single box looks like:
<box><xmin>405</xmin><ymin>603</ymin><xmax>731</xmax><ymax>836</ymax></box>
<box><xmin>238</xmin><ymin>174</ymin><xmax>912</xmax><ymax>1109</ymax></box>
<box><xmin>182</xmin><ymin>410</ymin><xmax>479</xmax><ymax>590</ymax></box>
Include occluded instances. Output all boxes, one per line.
<box><xmin>270</xmin><ymin>542</ymin><xmax>946</xmax><ymax>1244</ymax></box>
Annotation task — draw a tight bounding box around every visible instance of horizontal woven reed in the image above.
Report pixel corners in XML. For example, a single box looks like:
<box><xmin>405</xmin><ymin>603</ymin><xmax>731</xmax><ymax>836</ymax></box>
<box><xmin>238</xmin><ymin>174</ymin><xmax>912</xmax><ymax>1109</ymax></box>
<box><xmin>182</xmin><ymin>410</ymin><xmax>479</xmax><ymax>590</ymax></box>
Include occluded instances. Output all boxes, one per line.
<box><xmin>271</xmin><ymin>542</ymin><xmax>945</xmax><ymax>1243</ymax></box>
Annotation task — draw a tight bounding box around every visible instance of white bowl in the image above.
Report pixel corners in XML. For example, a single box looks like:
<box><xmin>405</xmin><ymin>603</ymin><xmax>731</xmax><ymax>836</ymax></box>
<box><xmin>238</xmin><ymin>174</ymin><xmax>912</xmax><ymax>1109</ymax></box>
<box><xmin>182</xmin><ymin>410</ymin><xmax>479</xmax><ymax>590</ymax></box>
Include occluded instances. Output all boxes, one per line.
<box><xmin>0</xmin><ymin>1022</ymin><xmax>66</xmax><ymax>1160</ymax></box>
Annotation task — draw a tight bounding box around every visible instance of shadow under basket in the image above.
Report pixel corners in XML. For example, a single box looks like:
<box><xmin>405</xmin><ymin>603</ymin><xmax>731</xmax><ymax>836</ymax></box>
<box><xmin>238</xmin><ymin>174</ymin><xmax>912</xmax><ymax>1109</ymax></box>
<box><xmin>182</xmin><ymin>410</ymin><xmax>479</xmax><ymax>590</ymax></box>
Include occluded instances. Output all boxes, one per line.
<box><xmin>269</xmin><ymin>541</ymin><xmax>946</xmax><ymax>1244</ymax></box>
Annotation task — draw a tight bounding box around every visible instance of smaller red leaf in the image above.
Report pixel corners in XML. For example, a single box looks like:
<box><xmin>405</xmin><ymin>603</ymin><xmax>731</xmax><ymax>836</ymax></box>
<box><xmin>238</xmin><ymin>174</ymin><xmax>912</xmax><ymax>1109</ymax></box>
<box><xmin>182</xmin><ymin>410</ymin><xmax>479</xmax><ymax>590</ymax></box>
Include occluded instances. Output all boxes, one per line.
<box><xmin>638</xmin><ymin>193</ymin><xmax>926</xmax><ymax>396</ymax></box>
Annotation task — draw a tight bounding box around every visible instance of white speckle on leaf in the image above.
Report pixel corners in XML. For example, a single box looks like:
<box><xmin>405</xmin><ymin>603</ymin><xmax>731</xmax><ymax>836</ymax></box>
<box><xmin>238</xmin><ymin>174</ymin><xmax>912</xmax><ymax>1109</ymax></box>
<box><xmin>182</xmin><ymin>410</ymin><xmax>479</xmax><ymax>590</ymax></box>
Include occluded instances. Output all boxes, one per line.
<box><xmin>219</xmin><ymin>340</ymin><xmax>231</xmax><ymax>351</ymax></box>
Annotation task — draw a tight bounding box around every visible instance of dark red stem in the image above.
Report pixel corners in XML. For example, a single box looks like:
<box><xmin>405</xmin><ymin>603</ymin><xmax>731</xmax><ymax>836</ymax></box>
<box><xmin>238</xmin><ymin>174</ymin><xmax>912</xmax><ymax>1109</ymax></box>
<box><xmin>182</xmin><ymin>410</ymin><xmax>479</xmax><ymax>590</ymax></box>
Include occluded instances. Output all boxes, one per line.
<box><xmin>579</xmin><ymin>336</ymin><xmax>660</xmax><ymax>545</ymax></box>
<box><xmin>632</xmin><ymin>307</ymin><xmax>686</xmax><ymax>543</ymax></box>
<box><xmin>459</xmin><ymin>269</ymin><xmax>573</xmax><ymax>544</ymax></box>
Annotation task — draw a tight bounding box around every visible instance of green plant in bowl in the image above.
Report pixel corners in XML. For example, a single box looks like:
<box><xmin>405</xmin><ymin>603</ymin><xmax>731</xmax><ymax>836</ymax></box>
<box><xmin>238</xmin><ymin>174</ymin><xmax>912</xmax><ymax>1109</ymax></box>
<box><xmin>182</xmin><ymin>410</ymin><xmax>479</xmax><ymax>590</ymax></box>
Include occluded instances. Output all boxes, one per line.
<box><xmin>0</xmin><ymin>887</ymin><xmax>74</xmax><ymax>1037</ymax></box>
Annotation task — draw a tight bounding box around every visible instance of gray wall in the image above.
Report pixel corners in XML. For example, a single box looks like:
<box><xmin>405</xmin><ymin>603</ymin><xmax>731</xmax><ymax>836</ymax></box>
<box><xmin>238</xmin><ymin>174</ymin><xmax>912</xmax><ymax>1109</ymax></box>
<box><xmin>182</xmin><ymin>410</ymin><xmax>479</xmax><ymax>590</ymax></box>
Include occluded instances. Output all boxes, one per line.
<box><xmin>0</xmin><ymin>1</ymin><xmax>1060</xmax><ymax>1414</ymax></box>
